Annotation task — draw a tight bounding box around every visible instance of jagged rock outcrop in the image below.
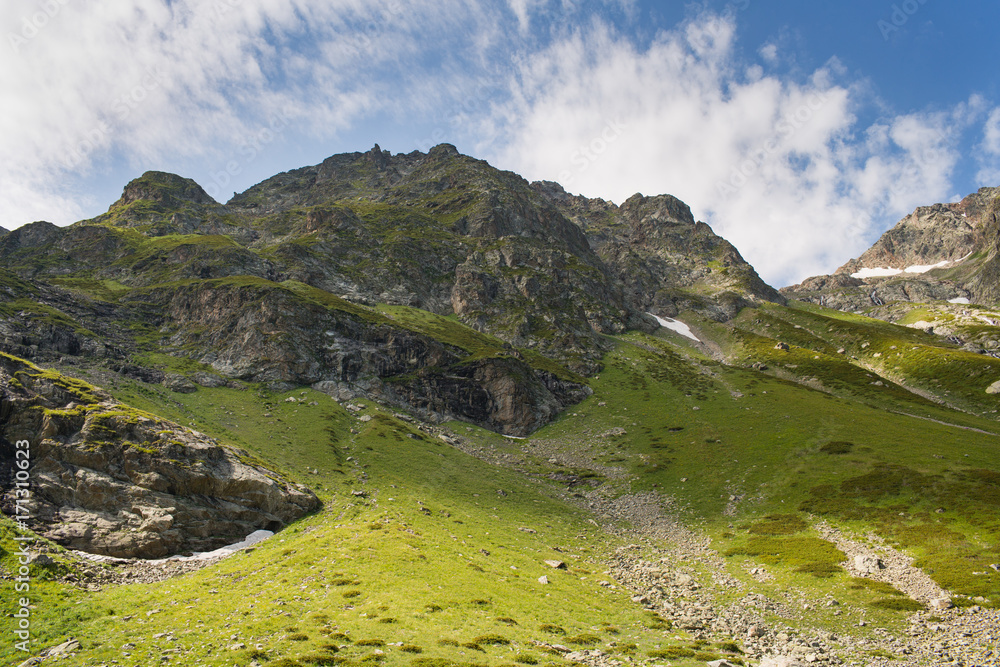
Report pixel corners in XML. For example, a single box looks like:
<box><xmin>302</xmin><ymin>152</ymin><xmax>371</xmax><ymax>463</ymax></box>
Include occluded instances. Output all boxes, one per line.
<box><xmin>0</xmin><ymin>353</ymin><xmax>320</xmax><ymax>558</ymax></box>
<box><xmin>784</xmin><ymin>187</ymin><xmax>1000</xmax><ymax>310</ymax></box>
<box><xmin>533</xmin><ymin>182</ymin><xmax>785</xmax><ymax>321</ymax></box>
<box><xmin>0</xmin><ymin>144</ymin><xmax>783</xmax><ymax>435</ymax></box>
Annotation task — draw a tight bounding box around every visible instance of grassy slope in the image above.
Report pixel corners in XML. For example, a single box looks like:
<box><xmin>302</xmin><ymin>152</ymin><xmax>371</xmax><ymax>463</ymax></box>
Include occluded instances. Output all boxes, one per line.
<box><xmin>2</xmin><ymin>306</ymin><xmax>1000</xmax><ymax>666</ymax></box>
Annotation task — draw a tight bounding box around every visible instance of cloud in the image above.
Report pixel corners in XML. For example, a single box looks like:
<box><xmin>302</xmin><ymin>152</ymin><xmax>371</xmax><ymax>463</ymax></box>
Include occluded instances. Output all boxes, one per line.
<box><xmin>0</xmin><ymin>0</ymin><xmax>509</xmax><ymax>224</ymax></box>
<box><xmin>977</xmin><ymin>107</ymin><xmax>1000</xmax><ymax>185</ymax></box>
<box><xmin>481</xmin><ymin>12</ymin><xmax>979</xmax><ymax>286</ymax></box>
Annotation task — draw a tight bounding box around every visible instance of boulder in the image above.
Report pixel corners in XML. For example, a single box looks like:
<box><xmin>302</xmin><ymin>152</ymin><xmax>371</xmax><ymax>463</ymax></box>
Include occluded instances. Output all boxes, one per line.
<box><xmin>0</xmin><ymin>354</ymin><xmax>320</xmax><ymax>559</ymax></box>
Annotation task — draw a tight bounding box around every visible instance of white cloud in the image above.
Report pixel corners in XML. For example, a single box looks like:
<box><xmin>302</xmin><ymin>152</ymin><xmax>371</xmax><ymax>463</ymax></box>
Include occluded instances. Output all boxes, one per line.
<box><xmin>481</xmin><ymin>12</ymin><xmax>978</xmax><ymax>286</ymax></box>
<box><xmin>0</xmin><ymin>0</ymin><xmax>508</xmax><ymax>225</ymax></box>
<box><xmin>977</xmin><ymin>107</ymin><xmax>1000</xmax><ymax>185</ymax></box>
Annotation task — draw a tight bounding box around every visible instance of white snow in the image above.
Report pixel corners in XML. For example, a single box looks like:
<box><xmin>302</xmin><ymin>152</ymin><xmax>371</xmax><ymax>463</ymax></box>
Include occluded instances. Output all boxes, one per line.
<box><xmin>949</xmin><ymin>298</ymin><xmax>971</xmax><ymax>305</ymax></box>
<box><xmin>850</xmin><ymin>267</ymin><xmax>903</xmax><ymax>279</ymax></box>
<box><xmin>904</xmin><ymin>260</ymin><xmax>951</xmax><ymax>274</ymax></box>
<box><xmin>155</xmin><ymin>530</ymin><xmax>275</xmax><ymax>563</ymax></box>
<box><xmin>648</xmin><ymin>313</ymin><xmax>701</xmax><ymax>342</ymax></box>
<box><xmin>851</xmin><ymin>255</ymin><xmax>969</xmax><ymax>280</ymax></box>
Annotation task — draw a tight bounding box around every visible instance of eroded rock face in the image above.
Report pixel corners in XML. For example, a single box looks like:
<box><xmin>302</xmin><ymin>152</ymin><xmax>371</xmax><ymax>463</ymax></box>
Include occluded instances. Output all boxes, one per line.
<box><xmin>532</xmin><ymin>182</ymin><xmax>785</xmax><ymax>322</ymax></box>
<box><xmin>784</xmin><ymin>187</ymin><xmax>1000</xmax><ymax>310</ymax></box>
<box><xmin>0</xmin><ymin>353</ymin><xmax>319</xmax><ymax>558</ymax></box>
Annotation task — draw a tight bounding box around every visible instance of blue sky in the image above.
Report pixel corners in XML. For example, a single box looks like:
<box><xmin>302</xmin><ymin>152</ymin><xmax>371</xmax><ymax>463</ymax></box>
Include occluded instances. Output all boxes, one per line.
<box><xmin>2</xmin><ymin>0</ymin><xmax>998</xmax><ymax>287</ymax></box>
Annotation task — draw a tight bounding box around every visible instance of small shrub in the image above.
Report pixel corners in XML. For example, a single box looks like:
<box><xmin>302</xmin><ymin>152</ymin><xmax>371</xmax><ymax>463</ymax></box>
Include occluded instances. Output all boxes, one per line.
<box><xmin>289</xmin><ymin>633</ymin><xmax>310</xmax><ymax>641</ymax></box>
<box><xmin>300</xmin><ymin>655</ymin><xmax>344</xmax><ymax>666</ymax></box>
<box><xmin>870</xmin><ymin>598</ymin><xmax>923</xmax><ymax>612</ymax></box>
<box><xmin>694</xmin><ymin>651</ymin><xmax>721</xmax><ymax>661</ymax></box>
<box><xmin>718</xmin><ymin>642</ymin><xmax>743</xmax><ymax>654</ymax></box>
<box><xmin>495</xmin><ymin>617</ymin><xmax>518</xmax><ymax>625</ymax></box>
<box><xmin>461</xmin><ymin>643</ymin><xmax>485</xmax><ymax>652</ymax></box>
<box><xmin>343</xmin><ymin>590</ymin><xmax>362</xmax><ymax>599</ymax></box>
<box><xmin>748</xmin><ymin>514</ymin><xmax>808</xmax><ymax>535</ymax></box>
<box><xmin>514</xmin><ymin>654</ymin><xmax>538</xmax><ymax>664</ymax></box>
<box><xmin>244</xmin><ymin>648</ymin><xmax>269</xmax><ymax>660</ymax></box>
<box><xmin>377</xmin><ymin>618</ymin><xmax>397</xmax><ymax>624</ymax></box>
<box><xmin>426</xmin><ymin>604</ymin><xmax>443</xmax><ymax>613</ymax></box>
<box><xmin>647</xmin><ymin>647</ymin><xmax>694</xmax><ymax>659</ymax></box>
<box><xmin>401</xmin><ymin>645</ymin><xmax>423</xmax><ymax>654</ymax></box>
<box><xmin>538</xmin><ymin>624</ymin><xmax>565</xmax><ymax>635</ymax></box>
<box><xmin>269</xmin><ymin>660</ymin><xmax>303</xmax><ymax>667</ymax></box>
<box><xmin>356</xmin><ymin>639</ymin><xmax>386</xmax><ymax>647</ymax></box>
<box><xmin>437</xmin><ymin>639</ymin><xmax>460</xmax><ymax>647</ymax></box>
<box><xmin>470</xmin><ymin>599</ymin><xmax>491</xmax><ymax>606</ymax></box>
<box><xmin>361</xmin><ymin>654</ymin><xmax>385</xmax><ymax>663</ymax></box>
<box><xmin>328</xmin><ymin>633</ymin><xmax>352</xmax><ymax>642</ymax></box>
<box><xmin>613</xmin><ymin>643</ymin><xmax>637</xmax><ymax>655</ymax></box>
<box><xmin>566</xmin><ymin>634</ymin><xmax>601</xmax><ymax>646</ymax></box>
<box><xmin>471</xmin><ymin>634</ymin><xmax>510</xmax><ymax>646</ymax></box>
<box><xmin>332</xmin><ymin>579</ymin><xmax>360</xmax><ymax>586</ymax></box>
<box><xmin>820</xmin><ymin>441</ymin><xmax>854</xmax><ymax>455</ymax></box>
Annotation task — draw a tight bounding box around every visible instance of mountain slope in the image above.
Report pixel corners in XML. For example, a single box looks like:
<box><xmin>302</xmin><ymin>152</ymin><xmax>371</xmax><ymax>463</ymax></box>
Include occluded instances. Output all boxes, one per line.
<box><xmin>783</xmin><ymin>187</ymin><xmax>1000</xmax><ymax>311</ymax></box>
<box><xmin>2</xmin><ymin>146</ymin><xmax>1000</xmax><ymax>667</ymax></box>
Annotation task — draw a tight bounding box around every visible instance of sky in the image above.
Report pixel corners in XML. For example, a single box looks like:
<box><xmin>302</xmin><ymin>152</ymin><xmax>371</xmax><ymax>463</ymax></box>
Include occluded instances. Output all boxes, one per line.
<box><xmin>2</xmin><ymin>0</ymin><xmax>999</xmax><ymax>287</ymax></box>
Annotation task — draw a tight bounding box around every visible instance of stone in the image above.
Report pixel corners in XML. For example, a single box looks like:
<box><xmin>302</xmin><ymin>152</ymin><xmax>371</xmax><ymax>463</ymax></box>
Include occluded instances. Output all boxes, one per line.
<box><xmin>853</xmin><ymin>554</ymin><xmax>884</xmax><ymax>575</ymax></box>
<box><xmin>0</xmin><ymin>354</ymin><xmax>320</xmax><ymax>559</ymax></box>
<box><xmin>929</xmin><ymin>597</ymin><xmax>954</xmax><ymax>611</ymax></box>
<box><xmin>774</xmin><ymin>342</ymin><xmax>790</xmax><ymax>351</ymax></box>
<box><xmin>538</xmin><ymin>576</ymin><xmax>549</xmax><ymax>585</ymax></box>
<box><xmin>986</xmin><ymin>380</ymin><xmax>1000</xmax><ymax>395</ymax></box>
<box><xmin>544</xmin><ymin>560</ymin><xmax>567</xmax><ymax>569</ymax></box>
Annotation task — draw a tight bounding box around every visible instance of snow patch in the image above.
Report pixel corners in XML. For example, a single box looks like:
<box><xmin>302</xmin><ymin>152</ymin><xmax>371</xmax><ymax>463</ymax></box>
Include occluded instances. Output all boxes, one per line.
<box><xmin>851</xmin><ymin>254</ymin><xmax>970</xmax><ymax>280</ymax></box>
<box><xmin>949</xmin><ymin>297</ymin><xmax>971</xmax><ymax>305</ymax></box>
<box><xmin>648</xmin><ymin>313</ymin><xmax>701</xmax><ymax>342</ymax></box>
<box><xmin>851</xmin><ymin>267</ymin><xmax>903</xmax><ymax>279</ymax></box>
<box><xmin>155</xmin><ymin>530</ymin><xmax>275</xmax><ymax>563</ymax></box>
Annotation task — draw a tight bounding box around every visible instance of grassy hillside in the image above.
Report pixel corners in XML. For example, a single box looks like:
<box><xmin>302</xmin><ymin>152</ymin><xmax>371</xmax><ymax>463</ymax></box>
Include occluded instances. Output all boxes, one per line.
<box><xmin>3</xmin><ymin>308</ymin><xmax>1000</xmax><ymax>666</ymax></box>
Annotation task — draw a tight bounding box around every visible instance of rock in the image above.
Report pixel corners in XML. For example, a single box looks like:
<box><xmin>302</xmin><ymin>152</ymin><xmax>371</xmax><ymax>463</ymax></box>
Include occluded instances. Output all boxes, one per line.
<box><xmin>544</xmin><ymin>560</ymin><xmax>567</xmax><ymax>569</ymax></box>
<box><xmin>162</xmin><ymin>373</ymin><xmax>197</xmax><ymax>394</ymax></box>
<box><xmin>774</xmin><ymin>342</ymin><xmax>790</xmax><ymax>351</ymax></box>
<box><xmin>853</xmin><ymin>554</ymin><xmax>884</xmax><ymax>575</ymax></box>
<box><xmin>759</xmin><ymin>657</ymin><xmax>804</xmax><ymax>667</ymax></box>
<box><xmin>707</xmin><ymin>661</ymin><xmax>738</xmax><ymax>667</ymax></box>
<box><xmin>538</xmin><ymin>575</ymin><xmax>549</xmax><ymax>585</ymax></box>
<box><xmin>190</xmin><ymin>372</ymin><xmax>227</xmax><ymax>388</ymax></box>
<box><xmin>986</xmin><ymin>380</ymin><xmax>1000</xmax><ymax>395</ymax></box>
<box><xmin>930</xmin><ymin>597</ymin><xmax>954</xmax><ymax>611</ymax></box>
<box><xmin>0</xmin><ymin>354</ymin><xmax>320</xmax><ymax>559</ymax></box>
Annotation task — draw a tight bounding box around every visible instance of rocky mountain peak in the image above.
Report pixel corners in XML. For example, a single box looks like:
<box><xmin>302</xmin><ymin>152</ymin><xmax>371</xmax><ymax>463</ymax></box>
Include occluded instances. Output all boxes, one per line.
<box><xmin>784</xmin><ymin>186</ymin><xmax>1000</xmax><ymax>310</ymax></box>
<box><xmin>113</xmin><ymin>171</ymin><xmax>218</xmax><ymax>210</ymax></box>
<box><xmin>620</xmin><ymin>193</ymin><xmax>697</xmax><ymax>229</ymax></box>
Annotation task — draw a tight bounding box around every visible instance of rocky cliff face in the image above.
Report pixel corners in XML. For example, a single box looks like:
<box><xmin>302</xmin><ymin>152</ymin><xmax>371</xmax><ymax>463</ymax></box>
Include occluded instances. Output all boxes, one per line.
<box><xmin>533</xmin><ymin>182</ymin><xmax>785</xmax><ymax>321</ymax></box>
<box><xmin>0</xmin><ymin>144</ymin><xmax>780</xmax><ymax>438</ymax></box>
<box><xmin>783</xmin><ymin>187</ymin><xmax>1000</xmax><ymax>310</ymax></box>
<box><xmin>0</xmin><ymin>352</ymin><xmax>319</xmax><ymax>558</ymax></box>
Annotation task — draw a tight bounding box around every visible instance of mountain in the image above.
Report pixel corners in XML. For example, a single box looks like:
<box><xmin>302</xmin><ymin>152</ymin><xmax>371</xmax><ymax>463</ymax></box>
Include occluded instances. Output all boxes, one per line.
<box><xmin>783</xmin><ymin>187</ymin><xmax>1000</xmax><ymax>310</ymax></box>
<box><xmin>0</xmin><ymin>145</ymin><xmax>780</xmax><ymax>436</ymax></box>
<box><xmin>2</xmin><ymin>146</ymin><xmax>1000</xmax><ymax>667</ymax></box>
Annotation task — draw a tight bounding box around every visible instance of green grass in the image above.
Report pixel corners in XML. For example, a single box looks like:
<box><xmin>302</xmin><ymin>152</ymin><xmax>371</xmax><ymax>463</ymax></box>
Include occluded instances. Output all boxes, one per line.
<box><xmin>6</xmin><ymin>300</ymin><xmax>1000</xmax><ymax>664</ymax></box>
